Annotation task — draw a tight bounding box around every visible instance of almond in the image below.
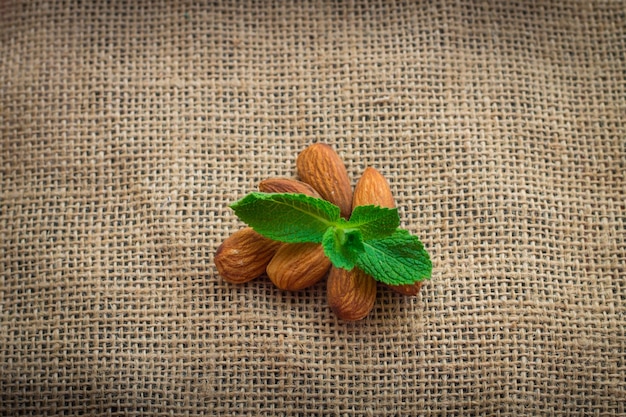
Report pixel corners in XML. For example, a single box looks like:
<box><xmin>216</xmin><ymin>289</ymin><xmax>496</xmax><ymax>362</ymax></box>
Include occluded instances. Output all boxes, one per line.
<box><xmin>354</xmin><ymin>167</ymin><xmax>422</xmax><ymax>297</ymax></box>
<box><xmin>327</xmin><ymin>267</ymin><xmax>377</xmax><ymax>321</ymax></box>
<box><xmin>385</xmin><ymin>282</ymin><xmax>423</xmax><ymax>296</ymax></box>
<box><xmin>259</xmin><ymin>177</ymin><xmax>328</xmax><ymax>290</ymax></box>
<box><xmin>259</xmin><ymin>177</ymin><xmax>321</xmax><ymax>197</ymax></box>
<box><xmin>353</xmin><ymin>167</ymin><xmax>395</xmax><ymax>208</ymax></box>
<box><xmin>296</xmin><ymin>143</ymin><xmax>353</xmax><ymax>218</ymax></box>
<box><xmin>266</xmin><ymin>243</ymin><xmax>331</xmax><ymax>291</ymax></box>
<box><xmin>215</xmin><ymin>227</ymin><xmax>283</xmax><ymax>284</ymax></box>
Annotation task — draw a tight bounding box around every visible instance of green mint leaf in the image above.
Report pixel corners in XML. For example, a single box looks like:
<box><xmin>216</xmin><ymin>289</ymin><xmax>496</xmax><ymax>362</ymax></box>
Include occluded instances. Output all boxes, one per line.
<box><xmin>356</xmin><ymin>229</ymin><xmax>432</xmax><ymax>285</ymax></box>
<box><xmin>322</xmin><ymin>225</ymin><xmax>364</xmax><ymax>270</ymax></box>
<box><xmin>230</xmin><ymin>192</ymin><xmax>340</xmax><ymax>243</ymax></box>
<box><xmin>346</xmin><ymin>205</ymin><xmax>400</xmax><ymax>240</ymax></box>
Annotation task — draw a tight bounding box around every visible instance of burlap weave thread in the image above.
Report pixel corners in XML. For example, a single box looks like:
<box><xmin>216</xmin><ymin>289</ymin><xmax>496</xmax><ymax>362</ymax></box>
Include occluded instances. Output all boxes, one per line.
<box><xmin>1</xmin><ymin>1</ymin><xmax>625</xmax><ymax>415</ymax></box>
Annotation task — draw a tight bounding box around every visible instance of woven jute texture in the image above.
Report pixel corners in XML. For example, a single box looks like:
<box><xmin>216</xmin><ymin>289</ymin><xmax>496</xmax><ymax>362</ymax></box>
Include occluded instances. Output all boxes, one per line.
<box><xmin>1</xmin><ymin>1</ymin><xmax>625</xmax><ymax>415</ymax></box>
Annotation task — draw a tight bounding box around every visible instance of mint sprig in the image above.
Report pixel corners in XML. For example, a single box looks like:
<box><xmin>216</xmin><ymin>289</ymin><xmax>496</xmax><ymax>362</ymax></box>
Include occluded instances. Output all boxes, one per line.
<box><xmin>230</xmin><ymin>192</ymin><xmax>432</xmax><ymax>285</ymax></box>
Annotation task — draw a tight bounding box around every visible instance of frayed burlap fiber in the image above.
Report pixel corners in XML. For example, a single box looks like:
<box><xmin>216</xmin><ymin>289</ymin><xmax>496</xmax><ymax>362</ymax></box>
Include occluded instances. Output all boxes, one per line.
<box><xmin>1</xmin><ymin>1</ymin><xmax>625</xmax><ymax>415</ymax></box>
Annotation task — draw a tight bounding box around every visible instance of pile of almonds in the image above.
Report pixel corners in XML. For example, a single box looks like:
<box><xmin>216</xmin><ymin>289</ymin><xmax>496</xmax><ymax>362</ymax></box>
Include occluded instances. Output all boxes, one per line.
<box><xmin>215</xmin><ymin>143</ymin><xmax>422</xmax><ymax>320</ymax></box>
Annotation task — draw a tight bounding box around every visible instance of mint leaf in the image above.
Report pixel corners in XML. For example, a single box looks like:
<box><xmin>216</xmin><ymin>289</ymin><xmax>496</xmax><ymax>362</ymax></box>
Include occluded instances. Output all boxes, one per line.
<box><xmin>356</xmin><ymin>229</ymin><xmax>432</xmax><ymax>285</ymax></box>
<box><xmin>322</xmin><ymin>225</ymin><xmax>364</xmax><ymax>270</ymax></box>
<box><xmin>230</xmin><ymin>192</ymin><xmax>340</xmax><ymax>243</ymax></box>
<box><xmin>346</xmin><ymin>205</ymin><xmax>399</xmax><ymax>240</ymax></box>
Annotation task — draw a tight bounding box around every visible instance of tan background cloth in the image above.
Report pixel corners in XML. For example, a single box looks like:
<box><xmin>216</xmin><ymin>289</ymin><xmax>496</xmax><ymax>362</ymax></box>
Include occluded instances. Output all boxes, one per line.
<box><xmin>1</xmin><ymin>1</ymin><xmax>625</xmax><ymax>415</ymax></box>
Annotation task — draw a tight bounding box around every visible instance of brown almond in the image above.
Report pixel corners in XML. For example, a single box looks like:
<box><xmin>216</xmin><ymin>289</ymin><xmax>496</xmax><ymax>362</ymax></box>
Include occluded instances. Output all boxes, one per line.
<box><xmin>266</xmin><ymin>243</ymin><xmax>331</xmax><ymax>291</ymax></box>
<box><xmin>327</xmin><ymin>267</ymin><xmax>377</xmax><ymax>321</ymax></box>
<box><xmin>385</xmin><ymin>282</ymin><xmax>423</xmax><ymax>296</ymax></box>
<box><xmin>353</xmin><ymin>167</ymin><xmax>395</xmax><ymax>208</ymax></box>
<box><xmin>259</xmin><ymin>178</ymin><xmax>326</xmax><ymax>291</ymax></box>
<box><xmin>353</xmin><ymin>166</ymin><xmax>422</xmax><ymax>296</ymax></box>
<box><xmin>215</xmin><ymin>227</ymin><xmax>283</xmax><ymax>284</ymax></box>
<box><xmin>259</xmin><ymin>178</ymin><xmax>321</xmax><ymax>198</ymax></box>
<box><xmin>296</xmin><ymin>143</ymin><xmax>353</xmax><ymax>218</ymax></box>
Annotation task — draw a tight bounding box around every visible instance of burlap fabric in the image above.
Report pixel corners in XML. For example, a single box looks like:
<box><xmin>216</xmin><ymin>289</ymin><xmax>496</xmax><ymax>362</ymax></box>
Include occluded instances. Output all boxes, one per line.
<box><xmin>1</xmin><ymin>1</ymin><xmax>625</xmax><ymax>415</ymax></box>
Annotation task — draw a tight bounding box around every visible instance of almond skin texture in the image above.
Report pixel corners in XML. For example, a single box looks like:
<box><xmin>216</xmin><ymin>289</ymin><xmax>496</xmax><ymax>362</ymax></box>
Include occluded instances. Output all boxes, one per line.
<box><xmin>215</xmin><ymin>227</ymin><xmax>283</xmax><ymax>284</ymax></box>
<box><xmin>353</xmin><ymin>167</ymin><xmax>395</xmax><ymax>208</ymax></box>
<box><xmin>259</xmin><ymin>177</ymin><xmax>325</xmax><ymax>291</ymax></box>
<box><xmin>327</xmin><ymin>267</ymin><xmax>377</xmax><ymax>321</ymax></box>
<box><xmin>354</xmin><ymin>167</ymin><xmax>422</xmax><ymax>296</ymax></box>
<box><xmin>259</xmin><ymin>178</ymin><xmax>321</xmax><ymax>198</ymax></box>
<box><xmin>385</xmin><ymin>282</ymin><xmax>423</xmax><ymax>296</ymax></box>
<box><xmin>296</xmin><ymin>143</ymin><xmax>353</xmax><ymax>219</ymax></box>
<box><xmin>266</xmin><ymin>243</ymin><xmax>331</xmax><ymax>291</ymax></box>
